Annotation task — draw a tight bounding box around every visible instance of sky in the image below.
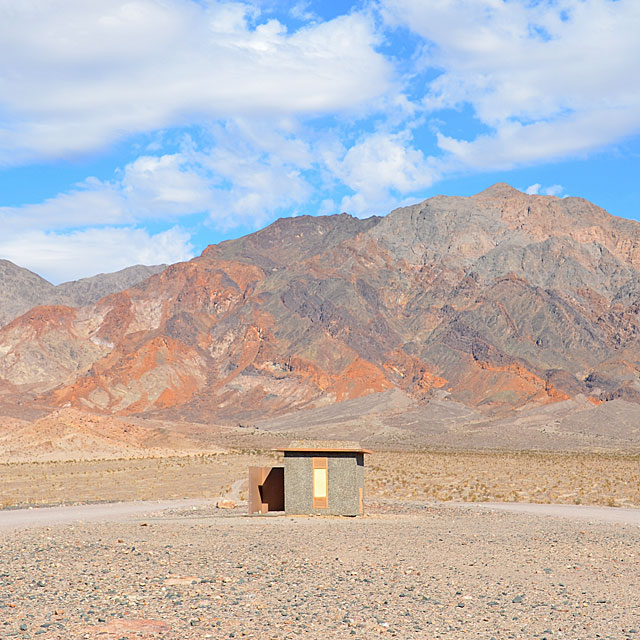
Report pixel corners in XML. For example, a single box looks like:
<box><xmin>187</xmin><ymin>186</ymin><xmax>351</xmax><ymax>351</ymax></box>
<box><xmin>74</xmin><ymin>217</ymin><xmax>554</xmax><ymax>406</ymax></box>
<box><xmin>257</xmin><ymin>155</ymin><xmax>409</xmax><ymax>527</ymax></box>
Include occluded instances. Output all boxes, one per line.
<box><xmin>0</xmin><ymin>0</ymin><xmax>639</xmax><ymax>284</ymax></box>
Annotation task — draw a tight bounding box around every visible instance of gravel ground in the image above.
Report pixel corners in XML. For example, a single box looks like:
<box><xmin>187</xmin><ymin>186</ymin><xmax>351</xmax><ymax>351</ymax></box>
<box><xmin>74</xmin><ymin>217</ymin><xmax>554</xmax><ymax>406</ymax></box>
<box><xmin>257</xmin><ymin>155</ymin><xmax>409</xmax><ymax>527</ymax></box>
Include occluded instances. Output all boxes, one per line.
<box><xmin>1</xmin><ymin>500</ymin><xmax>639</xmax><ymax>639</ymax></box>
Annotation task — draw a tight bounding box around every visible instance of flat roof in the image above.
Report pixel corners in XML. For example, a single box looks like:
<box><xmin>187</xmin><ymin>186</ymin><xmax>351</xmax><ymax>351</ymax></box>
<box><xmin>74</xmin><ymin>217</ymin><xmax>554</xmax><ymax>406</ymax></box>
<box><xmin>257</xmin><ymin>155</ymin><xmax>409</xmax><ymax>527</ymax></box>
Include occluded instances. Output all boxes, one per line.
<box><xmin>275</xmin><ymin>447</ymin><xmax>372</xmax><ymax>454</ymax></box>
<box><xmin>275</xmin><ymin>439</ymin><xmax>372</xmax><ymax>454</ymax></box>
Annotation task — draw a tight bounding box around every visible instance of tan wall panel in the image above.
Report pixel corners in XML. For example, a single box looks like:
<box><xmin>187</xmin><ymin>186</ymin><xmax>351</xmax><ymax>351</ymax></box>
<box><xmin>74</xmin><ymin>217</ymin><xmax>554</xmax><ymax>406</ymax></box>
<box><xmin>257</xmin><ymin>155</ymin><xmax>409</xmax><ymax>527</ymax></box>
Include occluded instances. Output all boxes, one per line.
<box><xmin>312</xmin><ymin>457</ymin><xmax>328</xmax><ymax>509</ymax></box>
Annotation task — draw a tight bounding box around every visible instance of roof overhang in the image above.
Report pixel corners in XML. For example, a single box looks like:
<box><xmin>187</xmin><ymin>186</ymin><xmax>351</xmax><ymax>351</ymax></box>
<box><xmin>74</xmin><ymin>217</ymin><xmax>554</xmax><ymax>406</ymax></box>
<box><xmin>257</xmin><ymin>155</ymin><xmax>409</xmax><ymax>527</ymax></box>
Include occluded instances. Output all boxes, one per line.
<box><xmin>275</xmin><ymin>447</ymin><xmax>372</xmax><ymax>454</ymax></box>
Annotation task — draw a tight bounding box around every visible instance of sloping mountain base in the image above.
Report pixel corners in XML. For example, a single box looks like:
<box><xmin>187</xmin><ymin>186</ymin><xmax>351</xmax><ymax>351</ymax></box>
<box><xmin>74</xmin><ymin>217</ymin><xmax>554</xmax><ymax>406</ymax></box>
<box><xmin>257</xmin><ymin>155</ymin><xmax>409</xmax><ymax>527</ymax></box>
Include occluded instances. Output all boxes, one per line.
<box><xmin>2</xmin><ymin>391</ymin><xmax>638</xmax><ymax>463</ymax></box>
<box><xmin>254</xmin><ymin>390</ymin><xmax>640</xmax><ymax>452</ymax></box>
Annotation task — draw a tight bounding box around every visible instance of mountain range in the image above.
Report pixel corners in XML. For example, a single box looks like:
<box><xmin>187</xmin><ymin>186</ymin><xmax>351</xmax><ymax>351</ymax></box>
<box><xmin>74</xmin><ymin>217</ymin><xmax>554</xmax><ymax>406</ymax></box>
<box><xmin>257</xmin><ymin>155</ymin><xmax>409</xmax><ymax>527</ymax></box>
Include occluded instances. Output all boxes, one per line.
<box><xmin>2</xmin><ymin>183</ymin><xmax>640</xmax><ymax>431</ymax></box>
<box><xmin>0</xmin><ymin>261</ymin><xmax>165</xmax><ymax>328</ymax></box>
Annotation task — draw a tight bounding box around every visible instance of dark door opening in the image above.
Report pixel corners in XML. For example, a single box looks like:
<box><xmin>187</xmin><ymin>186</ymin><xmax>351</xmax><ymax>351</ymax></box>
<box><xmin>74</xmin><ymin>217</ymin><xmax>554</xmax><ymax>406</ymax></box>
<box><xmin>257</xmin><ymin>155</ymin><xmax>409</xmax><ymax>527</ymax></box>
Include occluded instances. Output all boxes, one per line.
<box><xmin>248</xmin><ymin>466</ymin><xmax>284</xmax><ymax>513</ymax></box>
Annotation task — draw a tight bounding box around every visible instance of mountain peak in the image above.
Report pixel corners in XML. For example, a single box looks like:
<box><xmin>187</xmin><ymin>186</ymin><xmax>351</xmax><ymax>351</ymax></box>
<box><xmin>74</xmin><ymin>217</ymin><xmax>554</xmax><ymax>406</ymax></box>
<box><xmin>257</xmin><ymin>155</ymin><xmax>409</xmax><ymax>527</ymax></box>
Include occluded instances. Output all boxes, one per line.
<box><xmin>474</xmin><ymin>183</ymin><xmax>525</xmax><ymax>198</ymax></box>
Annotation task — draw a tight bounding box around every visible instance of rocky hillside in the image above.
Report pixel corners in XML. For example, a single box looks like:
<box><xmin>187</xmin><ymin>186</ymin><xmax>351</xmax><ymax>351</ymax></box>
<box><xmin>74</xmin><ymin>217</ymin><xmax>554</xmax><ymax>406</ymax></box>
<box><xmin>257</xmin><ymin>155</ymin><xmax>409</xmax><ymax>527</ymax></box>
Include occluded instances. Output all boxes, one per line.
<box><xmin>1</xmin><ymin>184</ymin><xmax>640</xmax><ymax>422</ymax></box>
<box><xmin>0</xmin><ymin>262</ymin><xmax>166</xmax><ymax>327</ymax></box>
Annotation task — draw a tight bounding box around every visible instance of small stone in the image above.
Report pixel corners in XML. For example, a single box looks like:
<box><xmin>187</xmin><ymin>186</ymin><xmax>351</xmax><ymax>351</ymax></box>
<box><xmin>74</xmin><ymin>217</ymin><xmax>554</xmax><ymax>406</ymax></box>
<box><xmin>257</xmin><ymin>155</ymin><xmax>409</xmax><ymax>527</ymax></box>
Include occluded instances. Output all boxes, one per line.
<box><xmin>512</xmin><ymin>595</ymin><xmax>523</xmax><ymax>603</ymax></box>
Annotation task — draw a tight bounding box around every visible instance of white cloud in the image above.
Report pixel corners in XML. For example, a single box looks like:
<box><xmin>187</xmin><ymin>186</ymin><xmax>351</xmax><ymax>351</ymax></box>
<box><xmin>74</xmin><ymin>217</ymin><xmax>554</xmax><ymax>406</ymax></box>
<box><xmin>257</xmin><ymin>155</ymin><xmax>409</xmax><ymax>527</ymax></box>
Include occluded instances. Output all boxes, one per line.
<box><xmin>0</xmin><ymin>151</ymin><xmax>215</xmax><ymax>230</ymax></box>
<box><xmin>205</xmin><ymin>147</ymin><xmax>312</xmax><ymax>228</ymax></box>
<box><xmin>290</xmin><ymin>2</ymin><xmax>317</xmax><ymax>22</ymax></box>
<box><xmin>121</xmin><ymin>154</ymin><xmax>215</xmax><ymax>217</ymax></box>
<box><xmin>436</xmin><ymin>105</ymin><xmax>640</xmax><ymax>171</ymax></box>
<box><xmin>318</xmin><ymin>198</ymin><xmax>337</xmax><ymax>216</ymax></box>
<box><xmin>0</xmin><ymin>1</ymin><xmax>392</xmax><ymax>164</ymax></box>
<box><xmin>525</xmin><ymin>183</ymin><xmax>564</xmax><ymax>197</ymax></box>
<box><xmin>382</xmin><ymin>0</ymin><xmax>640</xmax><ymax>168</ymax></box>
<box><xmin>0</xmin><ymin>227</ymin><xmax>193</xmax><ymax>284</ymax></box>
<box><xmin>0</xmin><ymin>131</ymin><xmax>316</xmax><ymax>279</ymax></box>
<box><xmin>544</xmin><ymin>185</ymin><xmax>564</xmax><ymax>197</ymax></box>
<box><xmin>0</xmin><ymin>183</ymin><xmax>125</xmax><ymax>231</ymax></box>
<box><xmin>0</xmin><ymin>150</ymin><xmax>208</xmax><ymax>281</ymax></box>
<box><xmin>326</xmin><ymin>131</ymin><xmax>439</xmax><ymax>216</ymax></box>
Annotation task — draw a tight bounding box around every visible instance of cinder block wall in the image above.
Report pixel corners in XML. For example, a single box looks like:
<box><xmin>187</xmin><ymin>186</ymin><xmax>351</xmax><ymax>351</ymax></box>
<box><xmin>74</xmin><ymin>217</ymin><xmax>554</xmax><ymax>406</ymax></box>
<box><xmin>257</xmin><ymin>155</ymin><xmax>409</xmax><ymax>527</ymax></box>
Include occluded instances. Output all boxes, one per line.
<box><xmin>284</xmin><ymin>452</ymin><xmax>364</xmax><ymax>516</ymax></box>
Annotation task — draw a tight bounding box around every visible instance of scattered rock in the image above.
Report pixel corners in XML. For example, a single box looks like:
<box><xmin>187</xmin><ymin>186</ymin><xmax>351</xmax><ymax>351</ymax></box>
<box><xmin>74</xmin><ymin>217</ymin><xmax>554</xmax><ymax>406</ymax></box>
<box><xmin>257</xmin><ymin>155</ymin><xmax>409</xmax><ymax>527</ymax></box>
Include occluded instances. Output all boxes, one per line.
<box><xmin>0</xmin><ymin>500</ymin><xmax>637</xmax><ymax>639</ymax></box>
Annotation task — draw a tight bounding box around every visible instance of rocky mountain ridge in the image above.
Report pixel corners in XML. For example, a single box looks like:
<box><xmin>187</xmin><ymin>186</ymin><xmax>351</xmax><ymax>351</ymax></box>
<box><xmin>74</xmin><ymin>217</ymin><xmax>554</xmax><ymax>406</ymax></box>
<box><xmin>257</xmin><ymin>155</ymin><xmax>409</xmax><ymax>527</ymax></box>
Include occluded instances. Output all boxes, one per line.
<box><xmin>0</xmin><ymin>261</ymin><xmax>166</xmax><ymax>327</ymax></box>
<box><xmin>1</xmin><ymin>184</ymin><xmax>640</xmax><ymax>425</ymax></box>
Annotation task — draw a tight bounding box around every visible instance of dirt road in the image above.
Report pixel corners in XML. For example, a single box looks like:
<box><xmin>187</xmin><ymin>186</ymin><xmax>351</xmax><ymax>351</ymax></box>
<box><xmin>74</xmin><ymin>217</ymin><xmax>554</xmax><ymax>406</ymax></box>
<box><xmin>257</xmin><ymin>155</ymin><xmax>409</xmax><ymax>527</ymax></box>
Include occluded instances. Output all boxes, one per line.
<box><xmin>463</xmin><ymin>500</ymin><xmax>640</xmax><ymax>524</ymax></box>
<box><xmin>2</xmin><ymin>498</ymin><xmax>640</xmax><ymax>529</ymax></box>
<box><xmin>0</xmin><ymin>499</ymin><xmax>214</xmax><ymax>530</ymax></box>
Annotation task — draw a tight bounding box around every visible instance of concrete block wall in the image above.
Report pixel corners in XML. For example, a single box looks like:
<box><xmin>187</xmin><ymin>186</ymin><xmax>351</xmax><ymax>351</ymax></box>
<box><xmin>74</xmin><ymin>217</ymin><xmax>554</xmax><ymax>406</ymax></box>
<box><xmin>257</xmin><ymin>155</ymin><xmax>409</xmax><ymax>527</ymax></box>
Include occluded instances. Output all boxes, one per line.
<box><xmin>284</xmin><ymin>452</ymin><xmax>364</xmax><ymax>516</ymax></box>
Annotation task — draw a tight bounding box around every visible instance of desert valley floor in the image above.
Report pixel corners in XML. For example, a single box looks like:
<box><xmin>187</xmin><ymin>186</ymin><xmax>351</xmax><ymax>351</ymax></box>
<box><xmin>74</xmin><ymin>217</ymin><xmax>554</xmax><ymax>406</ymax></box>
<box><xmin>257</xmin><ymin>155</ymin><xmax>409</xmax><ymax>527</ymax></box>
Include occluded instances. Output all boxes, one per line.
<box><xmin>1</xmin><ymin>498</ymin><xmax>639</xmax><ymax>639</ymax></box>
<box><xmin>1</xmin><ymin>397</ymin><xmax>639</xmax><ymax>639</ymax></box>
<box><xmin>1</xmin><ymin>430</ymin><xmax>639</xmax><ymax>639</ymax></box>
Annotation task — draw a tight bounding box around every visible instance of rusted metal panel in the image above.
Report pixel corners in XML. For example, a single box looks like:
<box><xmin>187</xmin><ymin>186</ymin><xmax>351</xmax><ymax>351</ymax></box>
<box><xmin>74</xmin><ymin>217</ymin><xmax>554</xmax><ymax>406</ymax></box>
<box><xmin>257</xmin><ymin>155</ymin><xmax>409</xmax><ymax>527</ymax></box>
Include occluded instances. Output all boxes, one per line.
<box><xmin>248</xmin><ymin>466</ymin><xmax>267</xmax><ymax>514</ymax></box>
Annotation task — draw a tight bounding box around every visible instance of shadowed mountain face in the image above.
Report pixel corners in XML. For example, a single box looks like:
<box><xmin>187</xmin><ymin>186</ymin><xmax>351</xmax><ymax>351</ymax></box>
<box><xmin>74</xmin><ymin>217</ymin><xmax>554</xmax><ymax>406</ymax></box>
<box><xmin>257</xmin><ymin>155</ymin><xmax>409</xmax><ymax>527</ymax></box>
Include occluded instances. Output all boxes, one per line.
<box><xmin>2</xmin><ymin>185</ymin><xmax>640</xmax><ymax>422</ymax></box>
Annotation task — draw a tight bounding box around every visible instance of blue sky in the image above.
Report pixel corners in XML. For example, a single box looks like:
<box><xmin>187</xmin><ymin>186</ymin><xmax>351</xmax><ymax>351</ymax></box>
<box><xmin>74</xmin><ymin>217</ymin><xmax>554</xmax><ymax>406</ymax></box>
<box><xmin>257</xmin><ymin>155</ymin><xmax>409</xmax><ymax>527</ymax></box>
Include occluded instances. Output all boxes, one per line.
<box><xmin>0</xmin><ymin>0</ymin><xmax>639</xmax><ymax>283</ymax></box>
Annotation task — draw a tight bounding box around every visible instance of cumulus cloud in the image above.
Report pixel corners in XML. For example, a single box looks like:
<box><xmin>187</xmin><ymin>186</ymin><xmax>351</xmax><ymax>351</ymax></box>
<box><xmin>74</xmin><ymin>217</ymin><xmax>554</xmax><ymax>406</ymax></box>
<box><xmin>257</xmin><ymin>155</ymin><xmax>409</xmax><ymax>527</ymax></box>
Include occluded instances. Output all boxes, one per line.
<box><xmin>0</xmin><ymin>132</ymin><xmax>317</xmax><ymax>279</ymax></box>
<box><xmin>325</xmin><ymin>131</ymin><xmax>439</xmax><ymax>216</ymax></box>
<box><xmin>0</xmin><ymin>1</ymin><xmax>392</xmax><ymax>164</ymax></box>
<box><xmin>0</xmin><ymin>183</ymin><xmax>125</xmax><ymax>231</ymax></box>
<box><xmin>196</xmin><ymin>120</ymin><xmax>315</xmax><ymax>227</ymax></box>
<box><xmin>0</xmin><ymin>151</ymin><xmax>208</xmax><ymax>281</ymax></box>
<box><xmin>525</xmin><ymin>183</ymin><xmax>564</xmax><ymax>197</ymax></box>
<box><xmin>0</xmin><ymin>151</ymin><xmax>215</xmax><ymax>229</ymax></box>
<box><xmin>382</xmin><ymin>0</ymin><xmax>640</xmax><ymax>169</ymax></box>
<box><xmin>435</xmin><ymin>105</ymin><xmax>640</xmax><ymax>171</ymax></box>
<box><xmin>121</xmin><ymin>154</ymin><xmax>215</xmax><ymax>217</ymax></box>
<box><xmin>205</xmin><ymin>150</ymin><xmax>312</xmax><ymax>228</ymax></box>
<box><xmin>0</xmin><ymin>227</ymin><xmax>193</xmax><ymax>284</ymax></box>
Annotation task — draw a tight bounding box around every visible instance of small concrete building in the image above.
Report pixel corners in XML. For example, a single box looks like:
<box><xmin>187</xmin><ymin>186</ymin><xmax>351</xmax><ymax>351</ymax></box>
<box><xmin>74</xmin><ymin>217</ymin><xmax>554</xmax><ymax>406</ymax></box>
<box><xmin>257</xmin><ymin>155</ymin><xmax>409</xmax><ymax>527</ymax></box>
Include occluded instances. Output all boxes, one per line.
<box><xmin>248</xmin><ymin>441</ymin><xmax>371</xmax><ymax>516</ymax></box>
